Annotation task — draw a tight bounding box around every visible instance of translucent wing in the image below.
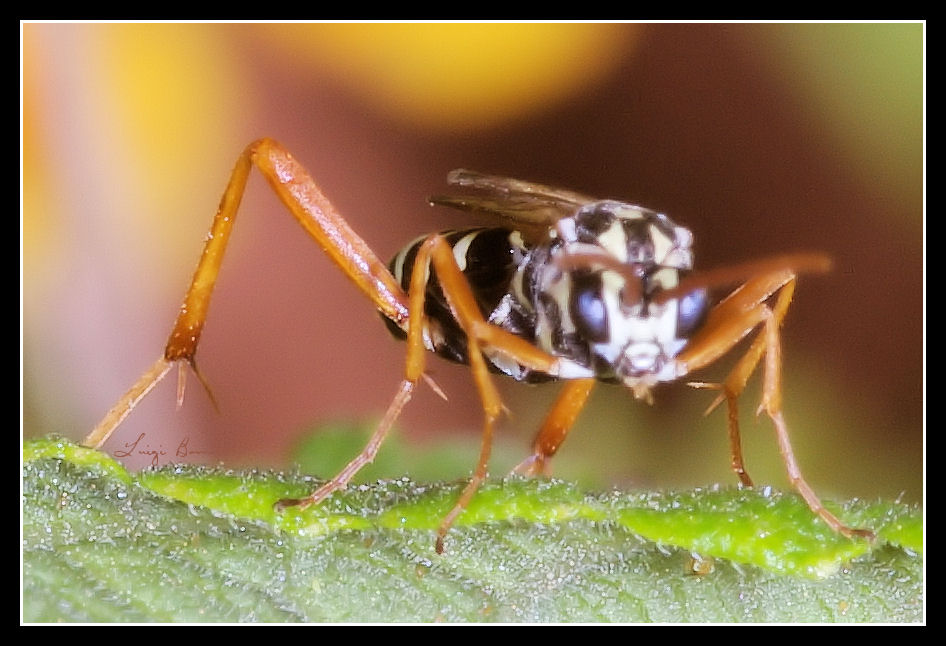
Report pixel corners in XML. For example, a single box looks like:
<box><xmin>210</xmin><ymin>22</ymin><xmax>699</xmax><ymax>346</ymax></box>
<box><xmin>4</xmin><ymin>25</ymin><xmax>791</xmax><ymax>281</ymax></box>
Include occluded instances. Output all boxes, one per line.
<box><xmin>429</xmin><ymin>169</ymin><xmax>598</xmax><ymax>242</ymax></box>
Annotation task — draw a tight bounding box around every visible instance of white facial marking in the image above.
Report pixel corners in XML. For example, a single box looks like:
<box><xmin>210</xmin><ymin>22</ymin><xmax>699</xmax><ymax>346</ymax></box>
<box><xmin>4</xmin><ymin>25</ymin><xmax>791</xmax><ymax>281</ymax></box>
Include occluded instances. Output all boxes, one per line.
<box><xmin>649</xmin><ymin>267</ymin><xmax>678</xmax><ymax>290</ymax></box>
<box><xmin>649</xmin><ymin>223</ymin><xmax>674</xmax><ymax>264</ymax></box>
<box><xmin>597</xmin><ymin>221</ymin><xmax>629</xmax><ymax>262</ymax></box>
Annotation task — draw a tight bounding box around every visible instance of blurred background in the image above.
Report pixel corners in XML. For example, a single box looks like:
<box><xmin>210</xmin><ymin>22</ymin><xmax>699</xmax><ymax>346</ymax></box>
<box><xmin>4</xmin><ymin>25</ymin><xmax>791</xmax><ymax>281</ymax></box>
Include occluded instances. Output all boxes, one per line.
<box><xmin>23</xmin><ymin>23</ymin><xmax>922</xmax><ymax>505</ymax></box>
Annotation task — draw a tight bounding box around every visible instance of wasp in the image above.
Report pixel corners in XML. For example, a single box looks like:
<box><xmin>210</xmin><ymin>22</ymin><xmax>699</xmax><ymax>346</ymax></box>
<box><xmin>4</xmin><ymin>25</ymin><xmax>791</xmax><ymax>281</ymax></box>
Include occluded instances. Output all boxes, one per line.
<box><xmin>83</xmin><ymin>139</ymin><xmax>873</xmax><ymax>552</ymax></box>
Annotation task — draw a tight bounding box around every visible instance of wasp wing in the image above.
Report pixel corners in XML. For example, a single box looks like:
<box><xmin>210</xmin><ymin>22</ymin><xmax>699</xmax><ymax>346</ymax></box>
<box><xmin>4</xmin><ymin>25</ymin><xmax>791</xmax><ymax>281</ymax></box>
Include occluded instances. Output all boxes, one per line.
<box><xmin>429</xmin><ymin>169</ymin><xmax>598</xmax><ymax>243</ymax></box>
<box><xmin>445</xmin><ymin>169</ymin><xmax>596</xmax><ymax>206</ymax></box>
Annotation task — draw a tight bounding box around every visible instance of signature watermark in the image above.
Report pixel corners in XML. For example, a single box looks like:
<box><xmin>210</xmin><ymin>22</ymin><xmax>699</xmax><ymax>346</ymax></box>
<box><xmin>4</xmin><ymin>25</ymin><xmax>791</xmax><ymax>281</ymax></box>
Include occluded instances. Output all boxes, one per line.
<box><xmin>113</xmin><ymin>432</ymin><xmax>209</xmax><ymax>467</ymax></box>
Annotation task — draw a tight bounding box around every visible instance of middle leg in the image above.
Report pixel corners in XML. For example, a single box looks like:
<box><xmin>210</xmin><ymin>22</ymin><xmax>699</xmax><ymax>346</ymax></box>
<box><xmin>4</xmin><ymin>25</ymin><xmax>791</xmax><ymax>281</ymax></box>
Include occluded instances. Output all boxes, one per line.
<box><xmin>513</xmin><ymin>378</ymin><xmax>597</xmax><ymax>477</ymax></box>
<box><xmin>414</xmin><ymin>235</ymin><xmax>570</xmax><ymax>553</ymax></box>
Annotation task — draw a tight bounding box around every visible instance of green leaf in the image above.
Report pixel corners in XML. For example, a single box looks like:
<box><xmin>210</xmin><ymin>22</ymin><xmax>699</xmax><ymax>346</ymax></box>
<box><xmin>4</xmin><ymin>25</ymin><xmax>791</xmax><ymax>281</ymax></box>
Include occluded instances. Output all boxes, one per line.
<box><xmin>23</xmin><ymin>436</ymin><xmax>923</xmax><ymax>623</ymax></box>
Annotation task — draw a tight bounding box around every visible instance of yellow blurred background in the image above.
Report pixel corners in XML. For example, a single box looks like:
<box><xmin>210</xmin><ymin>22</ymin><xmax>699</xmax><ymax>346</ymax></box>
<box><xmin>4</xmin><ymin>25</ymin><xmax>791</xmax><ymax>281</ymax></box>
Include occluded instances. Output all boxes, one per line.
<box><xmin>23</xmin><ymin>23</ymin><xmax>923</xmax><ymax>505</ymax></box>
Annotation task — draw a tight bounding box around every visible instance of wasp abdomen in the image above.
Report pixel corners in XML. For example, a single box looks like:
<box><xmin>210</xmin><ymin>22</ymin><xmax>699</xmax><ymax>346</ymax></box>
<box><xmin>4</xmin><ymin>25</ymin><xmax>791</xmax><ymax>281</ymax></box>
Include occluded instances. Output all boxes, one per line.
<box><xmin>384</xmin><ymin>228</ymin><xmax>538</xmax><ymax>374</ymax></box>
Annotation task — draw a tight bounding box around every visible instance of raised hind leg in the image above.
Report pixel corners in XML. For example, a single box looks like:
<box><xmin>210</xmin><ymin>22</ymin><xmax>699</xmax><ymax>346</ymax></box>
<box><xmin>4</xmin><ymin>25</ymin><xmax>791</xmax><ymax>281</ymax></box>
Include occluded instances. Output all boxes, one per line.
<box><xmin>82</xmin><ymin>138</ymin><xmax>409</xmax><ymax>450</ymax></box>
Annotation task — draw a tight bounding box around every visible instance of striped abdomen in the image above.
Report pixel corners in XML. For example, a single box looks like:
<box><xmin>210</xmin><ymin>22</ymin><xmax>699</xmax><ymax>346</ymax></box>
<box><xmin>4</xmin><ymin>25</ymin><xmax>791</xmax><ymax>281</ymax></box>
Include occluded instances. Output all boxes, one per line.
<box><xmin>382</xmin><ymin>228</ymin><xmax>548</xmax><ymax>381</ymax></box>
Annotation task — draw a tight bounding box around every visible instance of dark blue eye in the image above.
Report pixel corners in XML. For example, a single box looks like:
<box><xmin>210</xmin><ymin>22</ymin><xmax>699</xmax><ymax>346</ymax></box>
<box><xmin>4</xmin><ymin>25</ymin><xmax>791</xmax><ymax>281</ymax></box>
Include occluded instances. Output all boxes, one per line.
<box><xmin>676</xmin><ymin>288</ymin><xmax>708</xmax><ymax>338</ymax></box>
<box><xmin>569</xmin><ymin>273</ymin><xmax>609</xmax><ymax>342</ymax></box>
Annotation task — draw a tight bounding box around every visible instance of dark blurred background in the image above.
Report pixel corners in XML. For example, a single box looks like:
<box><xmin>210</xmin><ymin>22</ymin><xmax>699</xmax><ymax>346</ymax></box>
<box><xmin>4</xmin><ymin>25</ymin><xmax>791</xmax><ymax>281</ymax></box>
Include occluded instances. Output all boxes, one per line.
<box><xmin>23</xmin><ymin>23</ymin><xmax>922</xmax><ymax>504</ymax></box>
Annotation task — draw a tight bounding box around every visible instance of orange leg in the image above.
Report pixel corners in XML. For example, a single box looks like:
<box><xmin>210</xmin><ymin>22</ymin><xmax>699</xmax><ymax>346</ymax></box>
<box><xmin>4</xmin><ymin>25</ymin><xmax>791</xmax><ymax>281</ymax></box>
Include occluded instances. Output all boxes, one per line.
<box><xmin>678</xmin><ymin>270</ymin><xmax>873</xmax><ymax>539</ymax></box>
<box><xmin>273</xmin><ymin>379</ymin><xmax>416</xmax><ymax>513</ymax></box>
<box><xmin>278</xmin><ymin>234</ymin><xmax>570</xmax><ymax>551</ymax></box>
<box><xmin>82</xmin><ymin>139</ymin><xmax>410</xmax><ymax>450</ymax></box>
<box><xmin>512</xmin><ymin>254</ymin><xmax>832</xmax><ymax>487</ymax></box>
<box><xmin>83</xmin><ymin>136</ymin><xmax>579</xmax><ymax>551</ymax></box>
<box><xmin>271</xmin><ymin>235</ymin><xmax>465</xmax><ymax>516</ymax></box>
<box><xmin>513</xmin><ymin>378</ymin><xmax>597</xmax><ymax>477</ymax></box>
<box><xmin>412</xmin><ymin>236</ymin><xmax>567</xmax><ymax>553</ymax></box>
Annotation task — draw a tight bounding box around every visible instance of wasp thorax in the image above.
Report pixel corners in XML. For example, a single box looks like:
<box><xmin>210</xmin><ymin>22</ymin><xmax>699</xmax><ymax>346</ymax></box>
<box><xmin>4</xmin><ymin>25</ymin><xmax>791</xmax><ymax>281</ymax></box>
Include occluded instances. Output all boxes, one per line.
<box><xmin>556</xmin><ymin>201</ymin><xmax>695</xmax><ymax>269</ymax></box>
<box><xmin>535</xmin><ymin>201</ymin><xmax>708</xmax><ymax>389</ymax></box>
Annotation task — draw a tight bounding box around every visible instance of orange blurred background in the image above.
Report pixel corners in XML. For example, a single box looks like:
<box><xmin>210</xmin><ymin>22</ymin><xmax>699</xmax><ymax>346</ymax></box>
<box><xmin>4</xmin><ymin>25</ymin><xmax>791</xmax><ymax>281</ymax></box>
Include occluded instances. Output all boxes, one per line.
<box><xmin>23</xmin><ymin>23</ymin><xmax>923</xmax><ymax>504</ymax></box>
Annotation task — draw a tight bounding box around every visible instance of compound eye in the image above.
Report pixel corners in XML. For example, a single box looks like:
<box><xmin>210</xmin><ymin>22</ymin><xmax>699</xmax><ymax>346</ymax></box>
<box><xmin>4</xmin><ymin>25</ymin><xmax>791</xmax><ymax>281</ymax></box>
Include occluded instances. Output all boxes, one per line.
<box><xmin>676</xmin><ymin>287</ymin><xmax>709</xmax><ymax>338</ymax></box>
<box><xmin>569</xmin><ymin>272</ymin><xmax>610</xmax><ymax>343</ymax></box>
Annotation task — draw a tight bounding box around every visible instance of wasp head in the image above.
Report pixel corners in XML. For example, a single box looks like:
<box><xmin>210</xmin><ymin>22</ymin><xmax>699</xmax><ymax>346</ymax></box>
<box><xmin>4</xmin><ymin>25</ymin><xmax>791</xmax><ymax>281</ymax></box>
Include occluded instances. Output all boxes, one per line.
<box><xmin>533</xmin><ymin>201</ymin><xmax>709</xmax><ymax>392</ymax></box>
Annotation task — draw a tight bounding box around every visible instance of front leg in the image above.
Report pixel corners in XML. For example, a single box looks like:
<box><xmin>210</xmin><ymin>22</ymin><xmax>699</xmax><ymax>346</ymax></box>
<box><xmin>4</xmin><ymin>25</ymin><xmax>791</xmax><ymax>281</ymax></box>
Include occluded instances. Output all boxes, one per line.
<box><xmin>677</xmin><ymin>268</ymin><xmax>873</xmax><ymax>540</ymax></box>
